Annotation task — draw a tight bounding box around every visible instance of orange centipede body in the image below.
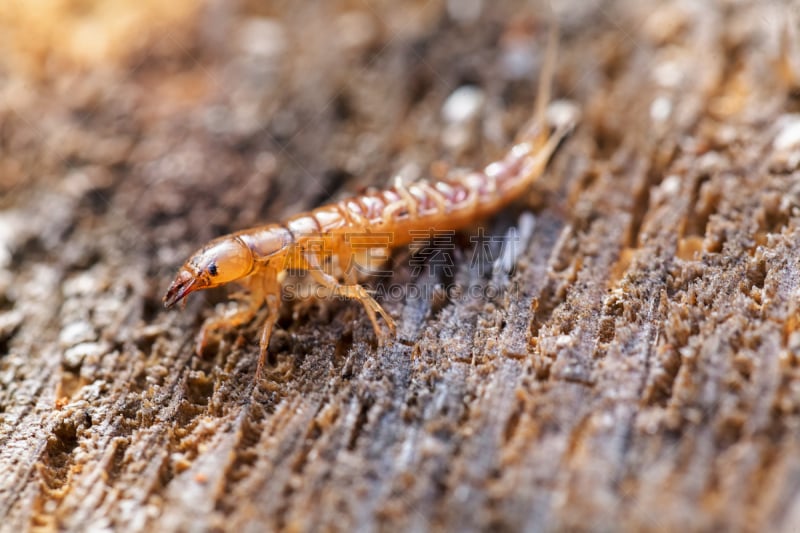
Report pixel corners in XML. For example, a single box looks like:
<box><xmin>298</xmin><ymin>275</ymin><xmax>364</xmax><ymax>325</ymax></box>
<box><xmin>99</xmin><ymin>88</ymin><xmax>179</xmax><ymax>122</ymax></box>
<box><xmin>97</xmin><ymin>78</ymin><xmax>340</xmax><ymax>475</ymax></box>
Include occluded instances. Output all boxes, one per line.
<box><xmin>163</xmin><ymin>29</ymin><xmax>578</xmax><ymax>378</ymax></box>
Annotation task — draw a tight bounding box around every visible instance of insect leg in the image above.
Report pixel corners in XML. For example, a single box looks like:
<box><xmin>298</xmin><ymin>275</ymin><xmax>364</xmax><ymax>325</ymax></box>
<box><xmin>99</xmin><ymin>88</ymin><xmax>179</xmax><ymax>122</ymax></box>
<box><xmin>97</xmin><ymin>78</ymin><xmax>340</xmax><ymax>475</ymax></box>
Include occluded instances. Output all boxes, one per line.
<box><xmin>304</xmin><ymin>250</ymin><xmax>396</xmax><ymax>341</ymax></box>
<box><xmin>393</xmin><ymin>176</ymin><xmax>418</xmax><ymax>217</ymax></box>
<box><xmin>333</xmin><ymin>243</ymin><xmax>359</xmax><ymax>285</ymax></box>
<box><xmin>417</xmin><ymin>180</ymin><xmax>448</xmax><ymax>213</ymax></box>
<box><xmin>255</xmin><ymin>267</ymin><xmax>281</xmax><ymax>380</ymax></box>
<box><xmin>196</xmin><ymin>275</ymin><xmax>265</xmax><ymax>355</ymax></box>
<box><xmin>382</xmin><ymin>177</ymin><xmax>417</xmax><ymax>224</ymax></box>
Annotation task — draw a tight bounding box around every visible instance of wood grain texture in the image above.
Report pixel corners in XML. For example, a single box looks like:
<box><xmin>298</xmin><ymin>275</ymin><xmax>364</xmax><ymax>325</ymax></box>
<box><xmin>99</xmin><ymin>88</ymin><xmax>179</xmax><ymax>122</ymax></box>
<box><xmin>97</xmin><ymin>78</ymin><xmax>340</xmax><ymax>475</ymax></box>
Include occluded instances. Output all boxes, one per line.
<box><xmin>2</xmin><ymin>0</ymin><xmax>800</xmax><ymax>531</ymax></box>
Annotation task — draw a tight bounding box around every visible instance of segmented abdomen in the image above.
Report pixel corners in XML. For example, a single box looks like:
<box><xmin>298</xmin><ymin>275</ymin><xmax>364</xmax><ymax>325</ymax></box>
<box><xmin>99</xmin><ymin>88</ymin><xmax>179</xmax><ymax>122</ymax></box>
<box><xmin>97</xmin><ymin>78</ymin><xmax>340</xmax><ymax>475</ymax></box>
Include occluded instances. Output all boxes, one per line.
<box><xmin>280</xmin><ymin>139</ymin><xmax>530</xmax><ymax>248</ymax></box>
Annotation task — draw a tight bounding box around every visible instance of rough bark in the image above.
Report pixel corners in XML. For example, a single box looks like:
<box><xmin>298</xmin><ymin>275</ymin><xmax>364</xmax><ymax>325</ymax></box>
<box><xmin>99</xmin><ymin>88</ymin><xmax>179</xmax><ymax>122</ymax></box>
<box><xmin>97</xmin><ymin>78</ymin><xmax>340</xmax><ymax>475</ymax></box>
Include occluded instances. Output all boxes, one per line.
<box><xmin>2</xmin><ymin>1</ymin><xmax>800</xmax><ymax>531</ymax></box>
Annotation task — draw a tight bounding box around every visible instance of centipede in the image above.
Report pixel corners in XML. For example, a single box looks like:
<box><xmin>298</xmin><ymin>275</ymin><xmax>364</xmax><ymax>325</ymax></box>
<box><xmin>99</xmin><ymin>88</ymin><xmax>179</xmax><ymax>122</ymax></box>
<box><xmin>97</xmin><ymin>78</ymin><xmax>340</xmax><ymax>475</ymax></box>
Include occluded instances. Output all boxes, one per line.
<box><xmin>163</xmin><ymin>26</ymin><xmax>578</xmax><ymax>378</ymax></box>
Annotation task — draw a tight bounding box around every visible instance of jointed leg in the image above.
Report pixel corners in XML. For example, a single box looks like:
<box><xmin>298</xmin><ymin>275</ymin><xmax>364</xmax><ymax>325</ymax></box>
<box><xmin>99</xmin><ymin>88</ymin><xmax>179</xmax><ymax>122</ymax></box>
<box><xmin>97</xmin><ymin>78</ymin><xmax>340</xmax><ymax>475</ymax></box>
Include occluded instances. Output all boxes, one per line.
<box><xmin>418</xmin><ymin>180</ymin><xmax>448</xmax><ymax>213</ymax></box>
<box><xmin>336</xmin><ymin>244</ymin><xmax>360</xmax><ymax>286</ymax></box>
<box><xmin>195</xmin><ymin>268</ymin><xmax>281</xmax><ymax>381</ymax></box>
<box><xmin>305</xmin><ymin>251</ymin><xmax>396</xmax><ymax>341</ymax></box>
<box><xmin>256</xmin><ymin>268</ymin><xmax>281</xmax><ymax>380</ymax></box>
<box><xmin>393</xmin><ymin>176</ymin><xmax>418</xmax><ymax>218</ymax></box>
<box><xmin>196</xmin><ymin>275</ymin><xmax>265</xmax><ymax>355</ymax></box>
<box><xmin>383</xmin><ymin>176</ymin><xmax>417</xmax><ymax>224</ymax></box>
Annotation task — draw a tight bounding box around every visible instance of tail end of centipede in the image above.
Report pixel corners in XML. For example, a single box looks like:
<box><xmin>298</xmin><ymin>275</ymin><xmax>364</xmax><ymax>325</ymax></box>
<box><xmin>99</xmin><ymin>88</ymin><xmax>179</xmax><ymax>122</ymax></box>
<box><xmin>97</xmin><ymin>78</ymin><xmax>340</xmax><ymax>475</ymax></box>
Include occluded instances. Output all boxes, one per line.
<box><xmin>519</xmin><ymin>19</ymin><xmax>579</xmax><ymax>158</ymax></box>
<box><xmin>532</xmin><ymin>21</ymin><xmax>559</xmax><ymax>144</ymax></box>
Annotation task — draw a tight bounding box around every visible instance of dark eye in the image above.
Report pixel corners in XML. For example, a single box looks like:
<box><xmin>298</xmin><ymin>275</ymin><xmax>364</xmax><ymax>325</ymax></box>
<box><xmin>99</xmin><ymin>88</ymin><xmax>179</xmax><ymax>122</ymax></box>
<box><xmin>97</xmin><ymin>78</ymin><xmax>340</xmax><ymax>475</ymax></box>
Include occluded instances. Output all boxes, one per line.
<box><xmin>209</xmin><ymin>262</ymin><xmax>218</xmax><ymax>276</ymax></box>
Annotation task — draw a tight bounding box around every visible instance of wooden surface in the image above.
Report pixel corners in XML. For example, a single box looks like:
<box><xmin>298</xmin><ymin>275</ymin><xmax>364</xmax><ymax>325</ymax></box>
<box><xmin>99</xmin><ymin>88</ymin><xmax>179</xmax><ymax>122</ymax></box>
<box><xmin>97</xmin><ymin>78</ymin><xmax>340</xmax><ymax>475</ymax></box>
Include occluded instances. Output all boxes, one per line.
<box><xmin>2</xmin><ymin>0</ymin><xmax>800</xmax><ymax>531</ymax></box>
